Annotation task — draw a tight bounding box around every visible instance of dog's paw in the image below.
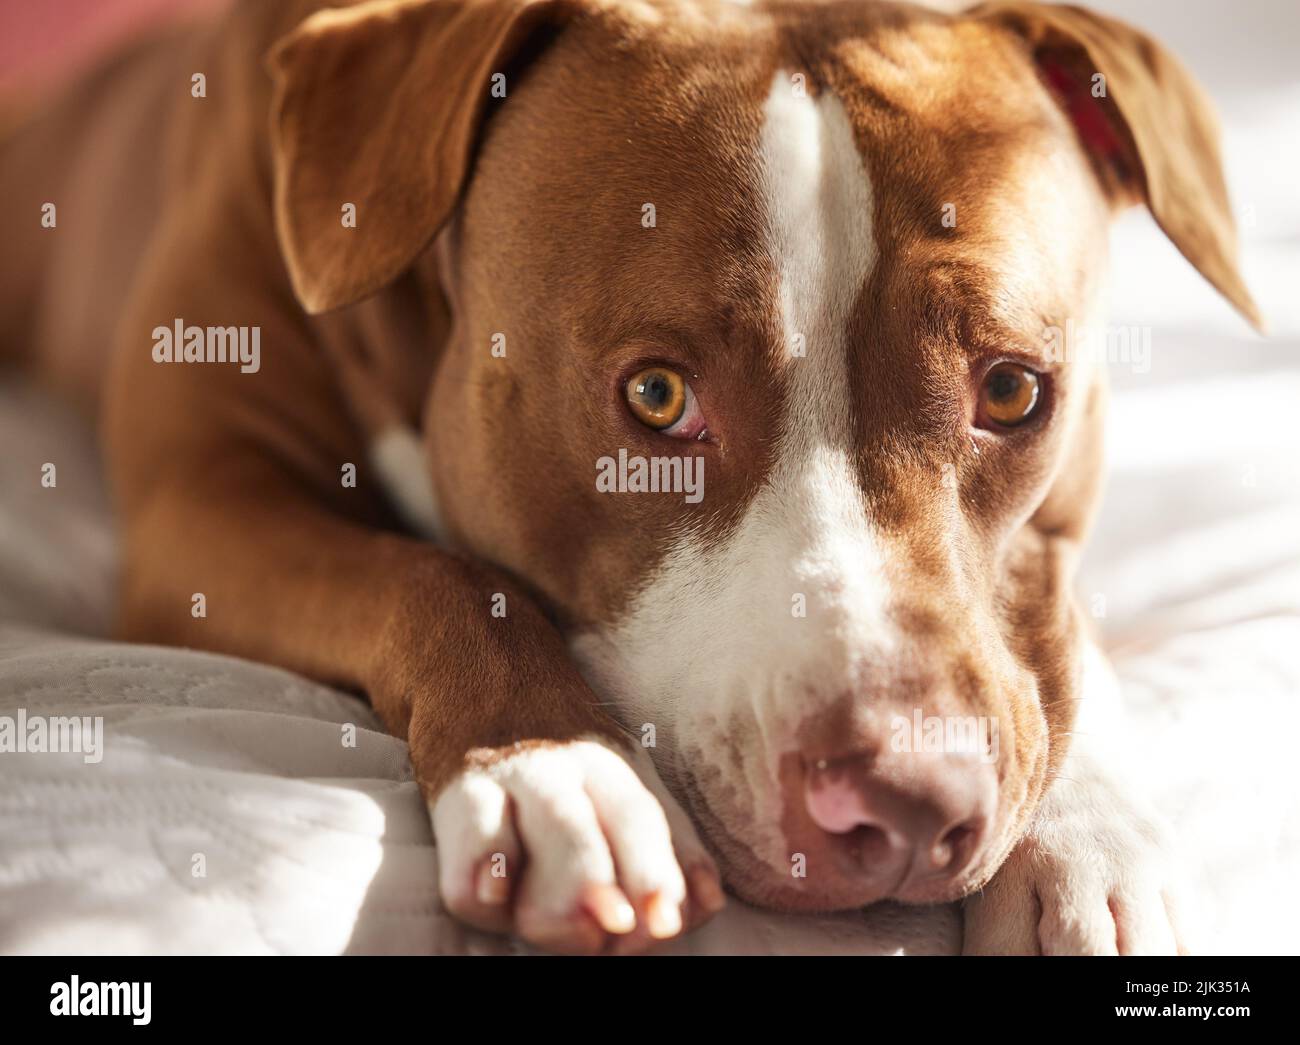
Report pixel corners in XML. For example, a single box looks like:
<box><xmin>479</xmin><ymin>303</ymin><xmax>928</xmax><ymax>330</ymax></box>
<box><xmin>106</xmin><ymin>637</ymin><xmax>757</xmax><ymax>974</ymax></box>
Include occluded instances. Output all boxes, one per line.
<box><xmin>963</xmin><ymin>779</ymin><xmax>1189</xmax><ymax>955</ymax></box>
<box><xmin>430</xmin><ymin>737</ymin><xmax>724</xmax><ymax>953</ymax></box>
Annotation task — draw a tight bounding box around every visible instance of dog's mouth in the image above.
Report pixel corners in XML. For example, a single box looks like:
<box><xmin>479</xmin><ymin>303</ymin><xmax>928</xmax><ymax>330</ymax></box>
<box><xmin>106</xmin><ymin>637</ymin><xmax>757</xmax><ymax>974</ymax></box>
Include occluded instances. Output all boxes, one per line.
<box><xmin>574</xmin><ymin>627</ymin><xmax>1034</xmax><ymax>912</ymax></box>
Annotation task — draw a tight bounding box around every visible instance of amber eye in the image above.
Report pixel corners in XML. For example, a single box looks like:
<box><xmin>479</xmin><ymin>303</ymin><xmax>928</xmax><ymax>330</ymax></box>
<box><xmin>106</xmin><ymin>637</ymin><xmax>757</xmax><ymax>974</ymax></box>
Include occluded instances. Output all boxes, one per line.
<box><xmin>626</xmin><ymin>366</ymin><xmax>687</xmax><ymax>430</ymax></box>
<box><xmin>980</xmin><ymin>363</ymin><xmax>1042</xmax><ymax>428</ymax></box>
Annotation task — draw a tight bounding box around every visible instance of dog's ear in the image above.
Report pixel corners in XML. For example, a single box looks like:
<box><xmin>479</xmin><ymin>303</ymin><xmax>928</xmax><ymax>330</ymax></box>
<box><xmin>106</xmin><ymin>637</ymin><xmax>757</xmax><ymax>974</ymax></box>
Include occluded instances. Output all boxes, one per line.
<box><xmin>268</xmin><ymin>0</ymin><xmax>573</xmax><ymax>314</ymax></box>
<box><xmin>973</xmin><ymin>2</ymin><xmax>1262</xmax><ymax>331</ymax></box>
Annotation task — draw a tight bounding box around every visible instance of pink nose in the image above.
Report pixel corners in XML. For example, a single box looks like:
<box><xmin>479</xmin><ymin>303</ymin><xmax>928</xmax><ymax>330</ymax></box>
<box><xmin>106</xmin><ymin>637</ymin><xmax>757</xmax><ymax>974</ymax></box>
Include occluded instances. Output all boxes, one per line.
<box><xmin>804</xmin><ymin>749</ymin><xmax>995</xmax><ymax>885</ymax></box>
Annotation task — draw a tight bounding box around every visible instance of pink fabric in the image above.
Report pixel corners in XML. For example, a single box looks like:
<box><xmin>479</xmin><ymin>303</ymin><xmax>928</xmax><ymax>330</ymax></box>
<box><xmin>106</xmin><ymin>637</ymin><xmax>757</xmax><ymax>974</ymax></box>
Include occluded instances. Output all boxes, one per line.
<box><xmin>0</xmin><ymin>0</ymin><xmax>229</xmax><ymax>96</ymax></box>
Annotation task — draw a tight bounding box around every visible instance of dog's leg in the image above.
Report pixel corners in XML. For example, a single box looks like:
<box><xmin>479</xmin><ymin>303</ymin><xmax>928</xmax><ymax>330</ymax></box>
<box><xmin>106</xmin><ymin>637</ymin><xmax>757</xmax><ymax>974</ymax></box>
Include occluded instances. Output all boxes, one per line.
<box><xmin>962</xmin><ymin>642</ymin><xmax>1190</xmax><ymax>955</ymax></box>
<box><xmin>104</xmin><ymin>256</ymin><xmax>722</xmax><ymax>956</ymax></box>
<box><xmin>113</xmin><ymin>408</ymin><xmax>723</xmax><ymax>953</ymax></box>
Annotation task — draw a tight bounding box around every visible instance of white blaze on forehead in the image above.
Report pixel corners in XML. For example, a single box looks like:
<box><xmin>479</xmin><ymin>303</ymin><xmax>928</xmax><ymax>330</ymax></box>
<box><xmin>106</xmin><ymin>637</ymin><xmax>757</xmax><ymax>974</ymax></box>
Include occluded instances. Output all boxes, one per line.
<box><xmin>761</xmin><ymin>70</ymin><xmax>873</xmax><ymax>448</ymax></box>
<box><xmin>571</xmin><ymin>73</ymin><xmax>894</xmax><ymax>873</ymax></box>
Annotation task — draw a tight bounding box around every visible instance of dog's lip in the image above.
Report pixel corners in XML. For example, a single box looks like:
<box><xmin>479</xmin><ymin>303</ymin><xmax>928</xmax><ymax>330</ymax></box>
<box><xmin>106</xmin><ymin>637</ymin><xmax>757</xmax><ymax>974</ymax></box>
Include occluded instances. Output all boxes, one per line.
<box><xmin>667</xmin><ymin>774</ymin><xmax>895</xmax><ymax>908</ymax></box>
<box><xmin>670</xmin><ymin>761</ymin><xmax>753</xmax><ymax>869</ymax></box>
<box><xmin>667</xmin><ymin>760</ymin><xmax>834</xmax><ymax>905</ymax></box>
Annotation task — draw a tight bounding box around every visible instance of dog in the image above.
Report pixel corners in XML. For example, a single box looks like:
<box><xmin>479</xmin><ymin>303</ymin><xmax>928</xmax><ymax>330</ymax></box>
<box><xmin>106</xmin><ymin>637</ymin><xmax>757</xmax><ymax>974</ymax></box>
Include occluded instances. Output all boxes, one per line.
<box><xmin>0</xmin><ymin>0</ymin><xmax>1260</xmax><ymax>954</ymax></box>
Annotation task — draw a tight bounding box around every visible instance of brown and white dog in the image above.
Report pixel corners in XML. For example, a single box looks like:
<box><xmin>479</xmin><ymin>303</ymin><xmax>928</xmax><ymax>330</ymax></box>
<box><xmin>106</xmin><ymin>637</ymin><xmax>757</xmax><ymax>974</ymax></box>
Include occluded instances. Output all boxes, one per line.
<box><xmin>0</xmin><ymin>0</ymin><xmax>1260</xmax><ymax>954</ymax></box>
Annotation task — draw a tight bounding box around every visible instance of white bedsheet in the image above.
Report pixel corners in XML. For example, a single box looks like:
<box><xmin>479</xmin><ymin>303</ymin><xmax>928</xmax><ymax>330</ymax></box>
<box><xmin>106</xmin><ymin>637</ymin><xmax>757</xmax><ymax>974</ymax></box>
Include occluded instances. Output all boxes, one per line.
<box><xmin>2</xmin><ymin>0</ymin><xmax>1297</xmax><ymax>956</ymax></box>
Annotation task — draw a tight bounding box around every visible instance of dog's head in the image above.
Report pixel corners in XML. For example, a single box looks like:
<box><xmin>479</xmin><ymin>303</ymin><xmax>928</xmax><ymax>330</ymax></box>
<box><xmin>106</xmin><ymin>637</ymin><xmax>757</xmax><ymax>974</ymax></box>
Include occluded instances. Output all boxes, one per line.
<box><xmin>270</xmin><ymin>0</ymin><xmax>1258</xmax><ymax>910</ymax></box>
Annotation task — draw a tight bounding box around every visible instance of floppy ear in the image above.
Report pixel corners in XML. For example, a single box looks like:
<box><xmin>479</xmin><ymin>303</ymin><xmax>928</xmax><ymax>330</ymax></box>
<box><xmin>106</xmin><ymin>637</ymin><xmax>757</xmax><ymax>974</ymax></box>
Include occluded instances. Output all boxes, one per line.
<box><xmin>268</xmin><ymin>0</ymin><xmax>572</xmax><ymax>314</ymax></box>
<box><xmin>973</xmin><ymin>1</ymin><xmax>1262</xmax><ymax>332</ymax></box>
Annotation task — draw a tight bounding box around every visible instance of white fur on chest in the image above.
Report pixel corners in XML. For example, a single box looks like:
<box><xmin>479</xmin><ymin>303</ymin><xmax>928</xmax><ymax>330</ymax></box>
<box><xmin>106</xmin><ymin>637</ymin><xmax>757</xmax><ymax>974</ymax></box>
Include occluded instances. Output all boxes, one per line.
<box><xmin>369</xmin><ymin>425</ymin><xmax>446</xmax><ymax>543</ymax></box>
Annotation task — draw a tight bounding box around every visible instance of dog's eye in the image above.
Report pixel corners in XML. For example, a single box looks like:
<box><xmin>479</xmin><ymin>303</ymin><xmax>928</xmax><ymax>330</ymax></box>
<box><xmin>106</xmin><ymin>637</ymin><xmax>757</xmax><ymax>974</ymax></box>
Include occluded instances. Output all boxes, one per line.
<box><xmin>627</xmin><ymin>367</ymin><xmax>685</xmax><ymax>428</ymax></box>
<box><xmin>625</xmin><ymin>366</ymin><xmax>705</xmax><ymax>438</ymax></box>
<box><xmin>979</xmin><ymin>363</ymin><xmax>1041</xmax><ymax>428</ymax></box>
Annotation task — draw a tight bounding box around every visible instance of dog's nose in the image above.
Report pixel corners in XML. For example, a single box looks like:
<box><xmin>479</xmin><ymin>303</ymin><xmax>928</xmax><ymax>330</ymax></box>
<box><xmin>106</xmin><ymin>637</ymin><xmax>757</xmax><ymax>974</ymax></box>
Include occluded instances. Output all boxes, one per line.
<box><xmin>803</xmin><ymin>749</ymin><xmax>995</xmax><ymax>884</ymax></box>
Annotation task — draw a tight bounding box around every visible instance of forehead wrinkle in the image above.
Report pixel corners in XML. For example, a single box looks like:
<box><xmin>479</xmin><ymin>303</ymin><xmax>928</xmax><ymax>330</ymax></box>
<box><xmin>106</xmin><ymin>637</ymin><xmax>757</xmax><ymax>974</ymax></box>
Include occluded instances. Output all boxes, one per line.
<box><xmin>819</xmin><ymin>16</ymin><xmax>1098</xmax><ymax>329</ymax></box>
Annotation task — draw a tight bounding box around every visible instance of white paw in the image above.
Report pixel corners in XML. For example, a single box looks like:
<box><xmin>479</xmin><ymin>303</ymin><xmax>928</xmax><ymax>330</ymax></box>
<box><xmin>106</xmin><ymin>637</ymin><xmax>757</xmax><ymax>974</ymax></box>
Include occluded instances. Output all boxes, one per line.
<box><xmin>964</xmin><ymin>775</ymin><xmax>1189</xmax><ymax>955</ymax></box>
<box><xmin>430</xmin><ymin>737</ymin><xmax>724</xmax><ymax>953</ymax></box>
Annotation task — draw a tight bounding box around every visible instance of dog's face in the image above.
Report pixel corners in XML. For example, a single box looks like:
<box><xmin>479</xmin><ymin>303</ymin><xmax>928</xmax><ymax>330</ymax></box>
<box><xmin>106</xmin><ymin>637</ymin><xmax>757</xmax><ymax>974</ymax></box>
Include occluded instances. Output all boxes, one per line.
<box><xmin>430</xmin><ymin>5</ymin><xmax>1111</xmax><ymax>910</ymax></box>
<box><xmin>271</xmin><ymin>0</ymin><xmax>1257</xmax><ymax>911</ymax></box>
